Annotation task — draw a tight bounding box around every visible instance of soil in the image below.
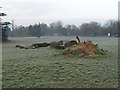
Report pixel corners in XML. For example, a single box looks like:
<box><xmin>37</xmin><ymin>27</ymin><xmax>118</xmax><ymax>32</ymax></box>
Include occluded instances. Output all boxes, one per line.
<box><xmin>65</xmin><ymin>41</ymin><xmax>97</xmax><ymax>56</ymax></box>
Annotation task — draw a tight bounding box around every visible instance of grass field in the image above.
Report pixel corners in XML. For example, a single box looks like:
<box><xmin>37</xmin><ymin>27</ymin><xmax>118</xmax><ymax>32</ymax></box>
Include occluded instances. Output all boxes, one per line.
<box><xmin>2</xmin><ymin>36</ymin><xmax>118</xmax><ymax>88</ymax></box>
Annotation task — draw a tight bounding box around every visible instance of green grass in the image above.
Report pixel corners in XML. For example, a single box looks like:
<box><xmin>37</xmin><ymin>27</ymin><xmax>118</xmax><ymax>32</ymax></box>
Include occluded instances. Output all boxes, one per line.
<box><xmin>2</xmin><ymin>36</ymin><xmax>118</xmax><ymax>88</ymax></box>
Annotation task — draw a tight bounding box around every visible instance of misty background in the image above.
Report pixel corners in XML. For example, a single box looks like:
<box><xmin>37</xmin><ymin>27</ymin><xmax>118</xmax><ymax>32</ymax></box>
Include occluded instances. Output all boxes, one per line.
<box><xmin>1</xmin><ymin>0</ymin><xmax>118</xmax><ymax>26</ymax></box>
<box><xmin>0</xmin><ymin>0</ymin><xmax>119</xmax><ymax>38</ymax></box>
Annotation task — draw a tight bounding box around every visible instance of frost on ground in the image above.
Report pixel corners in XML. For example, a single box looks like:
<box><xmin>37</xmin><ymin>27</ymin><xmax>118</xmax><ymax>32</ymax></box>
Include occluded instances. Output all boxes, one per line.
<box><xmin>2</xmin><ymin>37</ymin><xmax>118</xmax><ymax>88</ymax></box>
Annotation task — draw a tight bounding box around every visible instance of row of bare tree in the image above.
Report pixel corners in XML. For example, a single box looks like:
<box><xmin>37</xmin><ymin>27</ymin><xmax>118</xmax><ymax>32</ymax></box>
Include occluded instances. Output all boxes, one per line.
<box><xmin>9</xmin><ymin>20</ymin><xmax>118</xmax><ymax>37</ymax></box>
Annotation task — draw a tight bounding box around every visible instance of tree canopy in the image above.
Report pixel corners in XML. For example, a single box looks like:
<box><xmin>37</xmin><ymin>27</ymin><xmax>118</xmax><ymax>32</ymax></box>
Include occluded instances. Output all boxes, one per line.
<box><xmin>9</xmin><ymin>20</ymin><xmax>118</xmax><ymax>37</ymax></box>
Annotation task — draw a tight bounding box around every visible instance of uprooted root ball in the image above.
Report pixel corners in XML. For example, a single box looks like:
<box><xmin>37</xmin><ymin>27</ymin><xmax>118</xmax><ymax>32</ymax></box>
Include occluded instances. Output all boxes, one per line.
<box><xmin>62</xmin><ymin>40</ymin><xmax>106</xmax><ymax>56</ymax></box>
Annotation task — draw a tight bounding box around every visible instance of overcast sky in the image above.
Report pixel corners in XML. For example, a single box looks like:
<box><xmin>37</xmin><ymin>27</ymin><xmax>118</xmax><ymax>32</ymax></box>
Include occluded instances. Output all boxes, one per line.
<box><xmin>0</xmin><ymin>0</ymin><xmax>119</xmax><ymax>26</ymax></box>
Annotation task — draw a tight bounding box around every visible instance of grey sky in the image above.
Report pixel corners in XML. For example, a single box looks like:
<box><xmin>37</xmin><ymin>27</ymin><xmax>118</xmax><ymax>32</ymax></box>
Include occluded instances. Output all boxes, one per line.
<box><xmin>0</xmin><ymin>0</ymin><xmax>119</xmax><ymax>26</ymax></box>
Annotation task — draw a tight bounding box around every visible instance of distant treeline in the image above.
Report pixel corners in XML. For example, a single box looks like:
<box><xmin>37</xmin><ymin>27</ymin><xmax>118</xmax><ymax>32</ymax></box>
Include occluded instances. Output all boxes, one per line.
<box><xmin>9</xmin><ymin>20</ymin><xmax>118</xmax><ymax>37</ymax></box>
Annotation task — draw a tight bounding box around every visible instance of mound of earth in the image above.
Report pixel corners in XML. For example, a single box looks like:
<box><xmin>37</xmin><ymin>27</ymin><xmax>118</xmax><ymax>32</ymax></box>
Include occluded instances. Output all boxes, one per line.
<box><xmin>63</xmin><ymin>40</ymin><xmax>106</xmax><ymax>56</ymax></box>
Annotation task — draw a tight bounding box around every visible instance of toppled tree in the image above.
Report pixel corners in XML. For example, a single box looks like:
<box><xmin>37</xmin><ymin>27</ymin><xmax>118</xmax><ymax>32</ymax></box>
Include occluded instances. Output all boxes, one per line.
<box><xmin>50</xmin><ymin>40</ymin><xmax>77</xmax><ymax>49</ymax></box>
<box><xmin>16</xmin><ymin>42</ymin><xmax>50</xmax><ymax>49</ymax></box>
<box><xmin>15</xmin><ymin>36</ymin><xmax>107</xmax><ymax>57</ymax></box>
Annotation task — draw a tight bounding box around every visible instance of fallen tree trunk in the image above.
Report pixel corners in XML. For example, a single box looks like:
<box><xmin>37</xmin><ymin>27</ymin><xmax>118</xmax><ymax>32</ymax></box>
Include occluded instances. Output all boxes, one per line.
<box><xmin>50</xmin><ymin>40</ymin><xmax>77</xmax><ymax>49</ymax></box>
<box><xmin>16</xmin><ymin>42</ymin><xmax>50</xmax><ymax>49</ymax></box>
